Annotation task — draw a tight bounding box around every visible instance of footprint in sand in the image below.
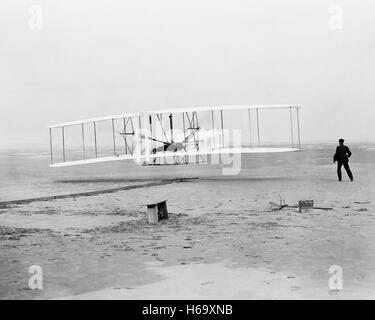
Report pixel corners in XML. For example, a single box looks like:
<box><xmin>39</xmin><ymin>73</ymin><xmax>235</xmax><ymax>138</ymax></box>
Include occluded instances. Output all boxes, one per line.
<box><xmin>245</xmin><ymin>254</ymin><xmax>260</xmax><ymax>259</ymax></box>
<box><xmin>291</xmin><ymin>285</ymin><xmax>300</xmax><ymax>291</ymax></box>
<box><xmin>189</xmin><ymin>257</ymin><xmax>204</xmax><ymax>262</ymax></box>
<box><xmin>201</xmin><ymin>281</ymin><xmax>215</xmax><ymax>286</ymax></box>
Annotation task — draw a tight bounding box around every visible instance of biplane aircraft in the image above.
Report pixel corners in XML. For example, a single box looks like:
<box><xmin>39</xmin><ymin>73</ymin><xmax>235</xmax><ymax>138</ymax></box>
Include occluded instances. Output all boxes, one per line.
<box><xmin>48</xmin><ymin>105</ymin><xmax>301</xmax><ymax>167</ymax></box>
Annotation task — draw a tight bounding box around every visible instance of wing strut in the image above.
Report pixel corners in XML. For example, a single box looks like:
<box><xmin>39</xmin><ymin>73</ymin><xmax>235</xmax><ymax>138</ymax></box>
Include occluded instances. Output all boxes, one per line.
<box><xmin>93</xmin><ymin>122</ymin><xmax>98</xmax><ymax>158</ymax></box>
<box><xmin>169</xmin><ymin>113</ymin><xmax>174</xmax><ymax>143</ymax></box>
<box><xmin>182</xmin><ymin>112</ymin><xmax>188</xmax><ymax>164</ymax></box>
<box><xmin>123</xmin><ymin>118</ymin><xmax>127</xmax><ymax>154</ymax></box>
<box><xmin>220</xmin><ymin>110</ymin><xmax>224</xmax><ymax>147</ymax></box>
<box><xmin>49</xmin><ymin>128</ymin><xmax>53</xmax><ymax>164</ymax></box>
<box><xmin>211</xmin><ymin>110</ymin><xmax>215</xmax><ymax>149</ymax></box>
<box><xmin>111</xmin><ymin>119</ymin><xmax>116</xmax><ymax>156</ymax></box>
<box><xmin>248</xmin><ymin>108</ymin><xmax>252</xmax><ymax>147</ymax></box>
<box><xmin>297</xmin><ymin>108</ymin><xmax>301</xmax><ymax>149</ymax></box>
<box><xmin>256</xmin><ymin>108</ymin><xmax>260</xmax><ymax>147</ymax></box>
<box><xmin>138</xmin><ymin>116</ymin><xmax>143</xmax><ymax>156</ymax></box>
<box><xmin>81</xmin><ymin>123</ymin><xmax>85</xmax><ymax>159</ymax></box>
<box><xmin>62</xmin><ymin>127</ymin><xmax>66</xmax><ymax>162</ymax></box>
<box><xmin>289</xmin><ymin>106</ymin><xmax>294</xmax><ymax>149</ymax></box>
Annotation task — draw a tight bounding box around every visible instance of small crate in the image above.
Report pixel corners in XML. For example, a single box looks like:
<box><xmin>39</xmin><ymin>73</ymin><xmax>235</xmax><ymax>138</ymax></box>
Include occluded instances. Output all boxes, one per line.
<box><xmin>146</xmin><ymin>200</ymin><xmax>168</xmax><ymax>224</ymax></box>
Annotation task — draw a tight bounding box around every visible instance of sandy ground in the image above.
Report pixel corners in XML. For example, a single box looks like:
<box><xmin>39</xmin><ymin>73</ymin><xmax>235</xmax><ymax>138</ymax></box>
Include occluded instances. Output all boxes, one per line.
<box><xmin>1</xmin><ymin>161</ymin><xmax>375</xmax><ymax>299</ymax></box>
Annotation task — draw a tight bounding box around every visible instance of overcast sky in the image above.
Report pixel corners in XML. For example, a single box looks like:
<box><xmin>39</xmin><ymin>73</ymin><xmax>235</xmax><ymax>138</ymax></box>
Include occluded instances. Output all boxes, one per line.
<box><xmin>0</xmin><ymin>0</ymin><xmax>374</xmax><ymax>148</ymax></box>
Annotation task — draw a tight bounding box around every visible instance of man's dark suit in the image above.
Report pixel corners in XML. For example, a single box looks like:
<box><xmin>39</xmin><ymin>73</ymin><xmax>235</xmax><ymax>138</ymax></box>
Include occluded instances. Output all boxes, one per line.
<box><xmin>334</xmin><ymin>145</ymin><xmax>353</xmax><ymax>181</ymax></box>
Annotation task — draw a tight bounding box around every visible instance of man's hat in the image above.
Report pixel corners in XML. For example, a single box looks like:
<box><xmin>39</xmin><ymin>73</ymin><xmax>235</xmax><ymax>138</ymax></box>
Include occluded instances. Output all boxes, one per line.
<box><xmin>339</xmin><ymin>138</ymin><xmax>344</xmax><ymax>143</ymax></box>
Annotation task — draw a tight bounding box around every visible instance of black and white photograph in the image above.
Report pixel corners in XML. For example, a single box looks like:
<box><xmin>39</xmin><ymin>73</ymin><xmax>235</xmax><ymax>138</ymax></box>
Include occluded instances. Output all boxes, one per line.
<box><xmin>1</xmin><ymin>0</ymin><xmax>375</xmax><ymax>304</ymax></box>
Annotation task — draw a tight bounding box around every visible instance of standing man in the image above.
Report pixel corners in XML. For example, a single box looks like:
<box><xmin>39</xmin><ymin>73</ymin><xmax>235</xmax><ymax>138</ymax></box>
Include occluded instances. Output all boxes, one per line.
<box><xmin>333</xmin><ymin>138</ymin><xmax>353</xmax><ymax>181</ymax></box>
